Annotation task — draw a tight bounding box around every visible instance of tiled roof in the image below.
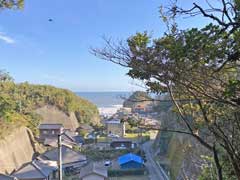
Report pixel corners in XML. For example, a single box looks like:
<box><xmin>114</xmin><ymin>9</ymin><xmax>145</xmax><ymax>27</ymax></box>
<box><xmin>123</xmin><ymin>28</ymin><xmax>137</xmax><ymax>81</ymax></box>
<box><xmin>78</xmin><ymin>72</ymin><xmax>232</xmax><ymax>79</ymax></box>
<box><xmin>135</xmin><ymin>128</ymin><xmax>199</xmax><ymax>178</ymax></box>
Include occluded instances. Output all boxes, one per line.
<box><xmin>39</xmin><ymin>123</ymin><xmax>63</xmax><ymax>130</ymax></box>
<box><xmin>12</xmin><ymin>159</ymin><xmax>57</xmax><ymax>179</ymax></box>
<box><xmin>79</xmin><ymin>163</ymin><xmax>107</xmax><ymax>179</ymax></box>
<box><xmin>105</xmin><ymin>118</ymin><xmax>121</xmax><ymax>124</ymax></box>
<box><xmin>39</xmin><ymin>145</ymin><xmax>86</xmax><ymax>164</ymax></box>
<box><xmin>0</xmin><ymin>174</ymin><xmax>17</xmax><ymax>180</ymax></box>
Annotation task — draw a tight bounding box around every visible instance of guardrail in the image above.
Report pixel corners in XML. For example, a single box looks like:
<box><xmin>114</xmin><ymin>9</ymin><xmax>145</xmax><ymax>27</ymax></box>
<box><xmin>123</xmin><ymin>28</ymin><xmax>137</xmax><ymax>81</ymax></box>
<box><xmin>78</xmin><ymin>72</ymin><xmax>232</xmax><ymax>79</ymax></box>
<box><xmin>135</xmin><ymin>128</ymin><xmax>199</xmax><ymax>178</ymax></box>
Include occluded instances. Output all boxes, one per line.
<box><xmin>156</xmin><ymin>161</ymin><xmax>169</xmax><ymax>180</ymax></box>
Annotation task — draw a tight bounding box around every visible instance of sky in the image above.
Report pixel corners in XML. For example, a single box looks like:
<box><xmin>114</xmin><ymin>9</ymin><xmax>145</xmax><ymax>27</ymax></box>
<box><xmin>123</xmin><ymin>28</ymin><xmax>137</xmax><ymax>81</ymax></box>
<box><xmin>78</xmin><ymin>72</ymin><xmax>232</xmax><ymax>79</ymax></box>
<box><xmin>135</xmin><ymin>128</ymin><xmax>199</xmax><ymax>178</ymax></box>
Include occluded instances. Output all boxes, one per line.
<box><xmin>0</xmin><ymin>0</ymin><xmax>217</xmax><ymax>92</ymax></box>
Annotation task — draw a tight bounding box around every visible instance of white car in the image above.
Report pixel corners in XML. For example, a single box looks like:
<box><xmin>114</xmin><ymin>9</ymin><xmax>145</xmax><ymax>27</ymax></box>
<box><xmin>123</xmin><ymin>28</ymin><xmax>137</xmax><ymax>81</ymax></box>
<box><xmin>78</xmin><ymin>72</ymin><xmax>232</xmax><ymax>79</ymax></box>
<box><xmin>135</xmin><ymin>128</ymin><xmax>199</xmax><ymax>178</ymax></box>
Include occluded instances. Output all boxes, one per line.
<box><xmin>108</xmin><ymin>134</ymin><xmax>120</xmax><ymax>138</ymax></box>
<box><xmin>104</xmin><ymin>160</ymin><xmax>112</xmax><ymax>166</ymax></box>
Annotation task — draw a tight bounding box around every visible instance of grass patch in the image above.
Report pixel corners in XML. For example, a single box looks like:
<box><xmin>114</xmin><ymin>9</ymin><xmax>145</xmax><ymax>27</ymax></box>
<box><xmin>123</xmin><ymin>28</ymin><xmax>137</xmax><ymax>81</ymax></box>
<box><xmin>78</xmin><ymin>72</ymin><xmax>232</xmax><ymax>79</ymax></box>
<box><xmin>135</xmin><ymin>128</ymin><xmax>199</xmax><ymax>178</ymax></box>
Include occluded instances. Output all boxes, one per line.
<box><xmin>110</xmin><ymin>175</ymin><xmax>149</xmax><ymax>180</ymax></box>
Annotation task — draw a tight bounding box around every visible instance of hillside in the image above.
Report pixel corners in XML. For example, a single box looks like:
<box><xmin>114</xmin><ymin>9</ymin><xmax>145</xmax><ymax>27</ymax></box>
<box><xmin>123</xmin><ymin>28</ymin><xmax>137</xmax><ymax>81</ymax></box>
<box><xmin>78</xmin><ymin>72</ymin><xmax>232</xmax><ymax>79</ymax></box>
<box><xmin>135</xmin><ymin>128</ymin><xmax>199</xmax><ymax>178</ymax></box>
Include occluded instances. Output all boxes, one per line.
<box><xmin>123</xmin><ymin>91</ymin><xmax>152</xmax><ymax>108</ymax></box>
<box><xmin>0</xmin><ymin>81</ymin><xmax>99</xmax><ymax>137</ymax></box>
<box><xmin>35</xmin><ymin>105</ymin><xmax>79</xmax><ymax>130</ymax></box>
<box><xmin>153</xmin><ymin>94</ymin><xmax>209</xmax><ymax>179</ymax></box>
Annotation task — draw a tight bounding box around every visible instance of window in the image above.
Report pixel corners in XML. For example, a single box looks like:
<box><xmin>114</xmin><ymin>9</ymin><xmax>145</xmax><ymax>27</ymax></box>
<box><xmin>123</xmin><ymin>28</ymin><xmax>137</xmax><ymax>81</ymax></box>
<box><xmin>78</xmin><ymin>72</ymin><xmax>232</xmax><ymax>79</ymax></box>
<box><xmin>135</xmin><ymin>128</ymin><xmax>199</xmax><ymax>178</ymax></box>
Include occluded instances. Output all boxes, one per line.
<box><xmin>52</xmin><ymin>130</ymin><xmax>55</xmax><ymax>135</ymax></box>
<box><xmin>43</xmin><ymin>130</ymin><xmax>48</xmax><ymax>134</ymax></box>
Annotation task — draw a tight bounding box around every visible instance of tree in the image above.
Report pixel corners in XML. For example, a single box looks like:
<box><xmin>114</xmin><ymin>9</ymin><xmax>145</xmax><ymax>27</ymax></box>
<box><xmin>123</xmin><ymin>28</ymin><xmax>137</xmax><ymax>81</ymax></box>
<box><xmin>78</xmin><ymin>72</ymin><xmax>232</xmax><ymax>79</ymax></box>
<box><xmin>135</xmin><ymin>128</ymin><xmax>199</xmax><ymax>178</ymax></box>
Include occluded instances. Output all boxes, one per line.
<box><xmin>0</xmin><ymin>0</ymin><xmax>24</xmax><ymax>9</ymax></box>
<box><xmin>91</xmin><ymin>1</ymin><xmax>240</xmax><ymax>179</ymax></box>
<box><xmin>0</xmin><ymin>70</ymin><xmax>13</xmax><ymax>82</ymax></box>
<box><xmin>123</xmin><ymin>91</ymin><xmax>151</xmax><ymax>108</ymax></box>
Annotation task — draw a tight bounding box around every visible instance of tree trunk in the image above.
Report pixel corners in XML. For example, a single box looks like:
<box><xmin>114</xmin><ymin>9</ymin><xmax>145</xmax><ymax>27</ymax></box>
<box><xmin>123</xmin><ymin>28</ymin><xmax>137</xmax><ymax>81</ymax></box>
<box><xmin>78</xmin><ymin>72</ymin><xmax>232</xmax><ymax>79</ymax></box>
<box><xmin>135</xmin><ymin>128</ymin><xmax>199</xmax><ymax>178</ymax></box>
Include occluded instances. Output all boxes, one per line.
<box><xmin>213</xmin><ymin>145</ymin><xmax>223</xmax><ymax>180</ymax></box>
<box><xmin>228</xmin><ymin>152</ymin><xmax>240</xmax><ymax>180</ymax></box>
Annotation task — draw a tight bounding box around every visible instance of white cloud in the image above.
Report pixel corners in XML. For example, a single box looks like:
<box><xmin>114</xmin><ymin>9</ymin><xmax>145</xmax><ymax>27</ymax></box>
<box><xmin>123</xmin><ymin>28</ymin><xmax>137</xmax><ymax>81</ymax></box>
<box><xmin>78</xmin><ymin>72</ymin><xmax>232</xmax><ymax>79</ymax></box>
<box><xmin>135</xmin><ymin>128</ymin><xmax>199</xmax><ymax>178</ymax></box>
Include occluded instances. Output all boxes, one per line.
<box><xmin>0</xmin><ymin>32</ymin><xmax>15</xmax><ymax>44</ymax></box>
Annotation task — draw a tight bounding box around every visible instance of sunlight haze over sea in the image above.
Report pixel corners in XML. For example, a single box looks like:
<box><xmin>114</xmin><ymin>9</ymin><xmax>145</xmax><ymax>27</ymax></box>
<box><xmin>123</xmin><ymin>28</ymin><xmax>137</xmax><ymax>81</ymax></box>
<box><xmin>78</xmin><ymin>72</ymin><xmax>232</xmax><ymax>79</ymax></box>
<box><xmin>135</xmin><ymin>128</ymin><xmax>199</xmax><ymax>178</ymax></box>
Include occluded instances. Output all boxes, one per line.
<box><xmin>76</xmin><ymin>92</ymin><xmax>131</xmax><ymax>116</ymax></box>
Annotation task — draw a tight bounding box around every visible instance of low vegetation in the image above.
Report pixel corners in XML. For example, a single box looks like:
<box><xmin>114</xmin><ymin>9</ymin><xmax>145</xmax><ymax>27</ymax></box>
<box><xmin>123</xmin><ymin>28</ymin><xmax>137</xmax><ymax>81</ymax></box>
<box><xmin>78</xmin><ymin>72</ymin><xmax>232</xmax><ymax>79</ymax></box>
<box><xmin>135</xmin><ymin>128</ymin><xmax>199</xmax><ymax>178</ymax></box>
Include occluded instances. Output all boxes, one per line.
<box><xmin>0</xmin><ymin>78</ymin><xmax>99</xmax><ymax>137</ymax></box>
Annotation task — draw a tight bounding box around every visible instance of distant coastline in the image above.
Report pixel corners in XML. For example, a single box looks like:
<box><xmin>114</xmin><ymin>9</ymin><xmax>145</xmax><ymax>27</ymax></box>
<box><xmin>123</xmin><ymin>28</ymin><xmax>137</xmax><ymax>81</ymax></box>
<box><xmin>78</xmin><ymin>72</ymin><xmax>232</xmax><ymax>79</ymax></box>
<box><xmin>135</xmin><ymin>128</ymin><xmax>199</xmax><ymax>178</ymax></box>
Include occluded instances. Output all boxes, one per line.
<box><xmin>76</xmin><ymin>91</ymin><xmax>131</xmax><ymax>116</ymax></box>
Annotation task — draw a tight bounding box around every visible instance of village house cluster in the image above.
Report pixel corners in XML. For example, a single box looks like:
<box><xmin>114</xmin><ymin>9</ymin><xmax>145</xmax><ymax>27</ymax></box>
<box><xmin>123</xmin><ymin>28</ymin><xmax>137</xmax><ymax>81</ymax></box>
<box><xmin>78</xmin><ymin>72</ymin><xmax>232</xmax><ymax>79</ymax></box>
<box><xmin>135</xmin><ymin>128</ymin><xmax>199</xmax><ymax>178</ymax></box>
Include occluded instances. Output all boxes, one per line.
<box><xmin>0</xmin><ymin>101</ymin><xmax>160</xmax><ymax>180</ymax></box>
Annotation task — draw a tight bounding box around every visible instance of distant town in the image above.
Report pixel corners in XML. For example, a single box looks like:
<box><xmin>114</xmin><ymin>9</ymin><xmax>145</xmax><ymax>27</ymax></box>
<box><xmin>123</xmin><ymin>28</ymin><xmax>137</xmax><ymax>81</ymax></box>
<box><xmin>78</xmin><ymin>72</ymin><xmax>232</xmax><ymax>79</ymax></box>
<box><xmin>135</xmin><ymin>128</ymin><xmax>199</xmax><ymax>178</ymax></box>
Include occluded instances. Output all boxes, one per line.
<box><xmin>0</xmin><ymin>91</ymin><xmax>169</xmax><ymax>180</ymax></box>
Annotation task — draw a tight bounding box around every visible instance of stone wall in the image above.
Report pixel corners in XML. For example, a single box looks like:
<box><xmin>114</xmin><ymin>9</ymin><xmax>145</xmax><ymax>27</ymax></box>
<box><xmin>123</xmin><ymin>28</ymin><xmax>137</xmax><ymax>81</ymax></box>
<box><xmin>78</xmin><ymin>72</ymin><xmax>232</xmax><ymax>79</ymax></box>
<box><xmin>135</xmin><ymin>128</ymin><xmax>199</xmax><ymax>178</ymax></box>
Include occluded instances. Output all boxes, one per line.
<box><xmin>0</xmin><ymin>127</ymin><xmax>35</xmax><ymax>174</ymax></box>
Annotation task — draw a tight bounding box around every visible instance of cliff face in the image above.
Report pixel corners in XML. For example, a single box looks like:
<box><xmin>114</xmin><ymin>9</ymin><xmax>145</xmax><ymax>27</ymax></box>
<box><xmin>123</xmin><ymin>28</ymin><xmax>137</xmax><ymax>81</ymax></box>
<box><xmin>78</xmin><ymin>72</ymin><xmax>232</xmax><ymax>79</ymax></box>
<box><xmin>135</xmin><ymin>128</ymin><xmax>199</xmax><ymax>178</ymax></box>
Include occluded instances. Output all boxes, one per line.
<box><xmin>0</xmin><ymin>127</ymin><xmax>35</xmax><ymax>174</ymax></box>
<box><xmin>35</xmin><ymin>105</ymin><xmax>79</xmax><ymax>131</ymax></box>
<box><xmin>154</xmin><ymin>131</ymin><xmax>209</xmax><ymax>180</ymax></box>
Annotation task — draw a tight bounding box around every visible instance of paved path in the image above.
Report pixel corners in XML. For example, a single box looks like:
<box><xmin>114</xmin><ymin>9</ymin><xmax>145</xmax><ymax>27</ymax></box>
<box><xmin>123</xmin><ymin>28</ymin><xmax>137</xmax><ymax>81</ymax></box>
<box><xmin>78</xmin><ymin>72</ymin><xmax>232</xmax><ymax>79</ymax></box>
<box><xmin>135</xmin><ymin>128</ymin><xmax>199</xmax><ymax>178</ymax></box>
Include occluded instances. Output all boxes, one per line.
<box><xmin>141</xmin><ymin>141</ymin><xmax>169</xmax><ymax>180</ymax></box>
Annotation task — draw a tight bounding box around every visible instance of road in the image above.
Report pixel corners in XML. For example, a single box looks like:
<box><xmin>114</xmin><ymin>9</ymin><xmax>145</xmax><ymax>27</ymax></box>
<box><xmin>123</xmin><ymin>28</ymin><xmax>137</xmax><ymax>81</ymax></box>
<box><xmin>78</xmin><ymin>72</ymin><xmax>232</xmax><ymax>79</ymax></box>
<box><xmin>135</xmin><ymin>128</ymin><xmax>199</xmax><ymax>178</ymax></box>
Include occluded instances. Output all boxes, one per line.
<box><xmin>141</xmin><ymin>141</ymin><xmax>169</xmax><ymax>180</ymax></box>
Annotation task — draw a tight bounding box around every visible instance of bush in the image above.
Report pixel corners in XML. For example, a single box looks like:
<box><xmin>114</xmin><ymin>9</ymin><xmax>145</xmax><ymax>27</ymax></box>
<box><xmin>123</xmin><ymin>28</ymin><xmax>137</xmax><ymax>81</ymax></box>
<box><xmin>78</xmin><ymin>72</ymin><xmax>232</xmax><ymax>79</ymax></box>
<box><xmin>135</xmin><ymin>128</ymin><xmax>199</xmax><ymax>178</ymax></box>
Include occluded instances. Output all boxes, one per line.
<box><xmin>0</xmin><ymin>81</ymin><xmax>99</xmax><ymax>136</ymax></box>
<box><xmin>108</xmin><ymin>168</ymin><xmax>146</xmax><ymax>177</ymax></box>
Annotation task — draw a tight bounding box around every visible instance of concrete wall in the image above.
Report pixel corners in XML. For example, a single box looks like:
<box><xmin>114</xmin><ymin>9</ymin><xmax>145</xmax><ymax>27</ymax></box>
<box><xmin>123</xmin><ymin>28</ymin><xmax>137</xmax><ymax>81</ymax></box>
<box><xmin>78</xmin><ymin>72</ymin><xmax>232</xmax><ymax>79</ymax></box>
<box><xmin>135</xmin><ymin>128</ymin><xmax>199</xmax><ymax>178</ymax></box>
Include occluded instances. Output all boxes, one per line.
<box><xmin>0</xmin><ymin>127</ymin><xmax>35</xmax><ymax>174</ymax></box>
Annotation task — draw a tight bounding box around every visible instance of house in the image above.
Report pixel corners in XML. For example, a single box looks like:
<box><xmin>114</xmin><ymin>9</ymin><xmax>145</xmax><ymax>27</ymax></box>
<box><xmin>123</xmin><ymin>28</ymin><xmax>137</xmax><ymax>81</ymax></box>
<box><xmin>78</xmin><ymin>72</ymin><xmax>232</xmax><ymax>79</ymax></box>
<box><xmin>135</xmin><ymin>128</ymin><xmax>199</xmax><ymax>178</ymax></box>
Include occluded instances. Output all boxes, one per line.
<box><xmin>105</xmin><ymin>118</ymin><xmax>125</xmax><ymax>137</ymax></box>
<box><xmin>110</xmin><ymin>138</ymin><xmax>136</xmax><ymax>149</ymax></box>
<box><xmin>39</xmin><ymin>124</ymin><xmax>63</xmax><ymax>142</ymax></box>
<box><xmin>38</xmin><ymin>145</ymin><xmax>87</xmax><ymax>170</ymax></box>
<box><xmin>43</xmin><ymin>130</ymin><xmax>84</xmax><ymax>147</ymax></box>
<box><xmin>118</xmin><ymin>153</ymin><xmax>144</xmax><ymax>169</ymax></box>
<box><xmin>0</xmin><ymin>174</ymin><xmax>18</xmax><ymax>180</ymax></box>
<box><xmin>79</xmin><ymin>163</ymin><xmax>108</xmax><ymax>180</ymax></box>
<box><xmin>12</xmin><ymin>159</ymin><xmax>58</xmax><ymax>180</ymax></box>
<box><xmin>77</xmin><ymin>124</ymin><xmax>94</xmax><ymax>134</ymax></box>
<box><xmin>132</xmin><ymin>104</ymin><xmax>146</xmax><ymax>114</ymax></box>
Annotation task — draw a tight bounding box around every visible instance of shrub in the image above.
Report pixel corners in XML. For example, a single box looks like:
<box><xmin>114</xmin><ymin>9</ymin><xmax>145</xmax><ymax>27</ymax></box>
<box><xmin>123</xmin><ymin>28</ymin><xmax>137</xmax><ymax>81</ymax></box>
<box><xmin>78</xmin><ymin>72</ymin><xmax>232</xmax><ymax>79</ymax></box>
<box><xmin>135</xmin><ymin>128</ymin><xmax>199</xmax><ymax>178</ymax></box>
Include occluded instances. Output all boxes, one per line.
<box><xmin>108</xmin><ymin>168</ymin><xmax>146</xmax><ymax>177</ymax></box>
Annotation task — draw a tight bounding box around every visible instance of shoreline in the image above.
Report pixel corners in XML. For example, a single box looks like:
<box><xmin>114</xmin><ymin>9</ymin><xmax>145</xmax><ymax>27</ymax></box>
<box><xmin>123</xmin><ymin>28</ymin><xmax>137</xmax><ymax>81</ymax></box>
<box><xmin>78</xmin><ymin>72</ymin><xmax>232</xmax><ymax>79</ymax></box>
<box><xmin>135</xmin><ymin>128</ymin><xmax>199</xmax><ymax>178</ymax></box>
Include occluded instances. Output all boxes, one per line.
<box><xmin>98</xmin><ymin>104</ymin><xmax>123</xmax><ymax>116</ymax></box>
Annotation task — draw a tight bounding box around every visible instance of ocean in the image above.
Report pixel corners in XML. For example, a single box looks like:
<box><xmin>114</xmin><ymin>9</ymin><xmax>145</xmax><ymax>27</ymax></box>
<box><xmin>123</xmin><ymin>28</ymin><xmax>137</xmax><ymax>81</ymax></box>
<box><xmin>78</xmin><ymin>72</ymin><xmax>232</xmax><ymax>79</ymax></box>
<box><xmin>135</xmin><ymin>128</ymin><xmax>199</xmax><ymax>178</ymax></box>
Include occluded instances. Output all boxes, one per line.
<box><xmin>76</xmin><ymin>92</ymin><xmax>131</xmax><ymax>116</ymax></box>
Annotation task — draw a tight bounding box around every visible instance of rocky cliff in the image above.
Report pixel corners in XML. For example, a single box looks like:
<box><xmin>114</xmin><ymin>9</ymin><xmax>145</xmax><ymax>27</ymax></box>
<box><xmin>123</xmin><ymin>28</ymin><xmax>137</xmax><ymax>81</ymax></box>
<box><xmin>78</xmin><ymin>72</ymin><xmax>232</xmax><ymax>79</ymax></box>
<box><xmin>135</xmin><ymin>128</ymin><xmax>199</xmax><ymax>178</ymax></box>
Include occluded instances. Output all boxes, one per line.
<box><xmin>154</xmin><ymin>127</ymin><xmax>209</xmax><ymax>180</ymax></box>
<box><xmin>0</xmin><ymin>127</ymin><xmax>35</xmax><ymax>174</ymax></box>
<box><xmin>35</xmin><ymin>105</ymin><xmax>79</xmax><ymax>131</ymax></box>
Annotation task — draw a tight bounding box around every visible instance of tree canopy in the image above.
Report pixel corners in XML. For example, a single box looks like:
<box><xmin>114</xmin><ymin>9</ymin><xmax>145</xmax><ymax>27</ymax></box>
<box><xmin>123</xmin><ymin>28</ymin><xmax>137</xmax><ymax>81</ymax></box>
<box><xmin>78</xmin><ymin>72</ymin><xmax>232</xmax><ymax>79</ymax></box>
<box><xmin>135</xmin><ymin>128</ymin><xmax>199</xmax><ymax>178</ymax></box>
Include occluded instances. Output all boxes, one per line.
<box><xmin>0</xmin><ymin>0</ymin><xmax>24</xmax><ymax>9</ymax></box>
<box><xmin>92</xmin><ymin>1</ymin><xmax>240</xmax><ymax>179</ymax></box>
<box><xmin>0</xmin><ymin>80</ymin><xmax>99</xmax><ymax>137</ymax></box>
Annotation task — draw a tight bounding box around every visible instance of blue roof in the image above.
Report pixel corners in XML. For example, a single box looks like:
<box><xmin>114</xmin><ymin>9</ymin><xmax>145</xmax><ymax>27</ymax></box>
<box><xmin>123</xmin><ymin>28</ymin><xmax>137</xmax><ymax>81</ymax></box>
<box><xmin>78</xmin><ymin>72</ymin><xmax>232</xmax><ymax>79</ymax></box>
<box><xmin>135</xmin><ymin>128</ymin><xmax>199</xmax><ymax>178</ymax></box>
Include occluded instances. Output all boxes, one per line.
<box><xmin>118</xmin><ymin>153</ymin><xmax>143</xmax><ymax>165</ymax></box>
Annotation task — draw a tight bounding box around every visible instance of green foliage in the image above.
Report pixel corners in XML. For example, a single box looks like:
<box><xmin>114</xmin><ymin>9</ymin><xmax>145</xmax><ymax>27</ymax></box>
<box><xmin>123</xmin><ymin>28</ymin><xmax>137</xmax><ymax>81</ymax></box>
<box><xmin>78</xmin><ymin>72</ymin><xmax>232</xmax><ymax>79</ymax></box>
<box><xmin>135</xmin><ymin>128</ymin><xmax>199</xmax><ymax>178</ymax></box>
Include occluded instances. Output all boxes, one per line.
<box><xmin>0</xmin><ymin>81</ymin><xmax>99</xmax><ymax>137</ymax></box>
<box><xmin>199</xmin><ymin>154</ymin><xmax>237</xmax><ymax>180</ymax></box>
<box><xmin>0</xmin><ymin>0</ymin><xmax>24</xmax><ymax>9</ymax></box>
<box><xmin>108</xmin><ymin>168</ymin><xmax>146</xmax><ymax>177</ymax></box>
<box><xmin>0</xmin><ymin>70</ymin><xmax>13</xmax><ymax>82</ymax></box>
<box><xmin>123</xmin><ymin>91</ymin><xmax>151</xmax><ymax>108</ymax></box>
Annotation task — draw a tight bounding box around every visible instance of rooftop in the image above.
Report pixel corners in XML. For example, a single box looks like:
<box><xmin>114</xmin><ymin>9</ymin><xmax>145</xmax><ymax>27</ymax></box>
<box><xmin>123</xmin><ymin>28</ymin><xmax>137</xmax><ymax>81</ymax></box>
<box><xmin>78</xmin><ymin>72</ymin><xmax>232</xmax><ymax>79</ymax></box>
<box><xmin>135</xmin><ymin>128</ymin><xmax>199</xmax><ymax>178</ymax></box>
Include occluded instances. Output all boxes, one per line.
<box><xmin>0</xmin><ymin>174</ymin><xmax>17</xmax><ymax>180</ymax></box>
<box><xmin>79</xmin><ymin>163</ymin><xmax>107</xmax><ymax>179</ymax></box>
<box><xmin>118</xmin><ymin>153</ymin><xmax>143</xmax><ymax>165</ymax></box>
<box><xmin>12</xmin><ymin>159</ymin><xmax>57</xmax><ymax>179</ymax></box>
<box><xmin>105</xmin><ymin>118</ymin><xmax>121</xmax><ymax>124</ymax></box>
<box><xmin>111</xmin><ymin>138</ymin><xmax>132</xmax><ymax>142</ymax></box>
<box><xmin>39</xmin><ymin>123</ymin><xmax>63</xmax><ymax>130</ymax></box>
<box><xmin>38</xmin><ymin>145</ymin><xmax>86</xmax><ymax>164</ymax></box>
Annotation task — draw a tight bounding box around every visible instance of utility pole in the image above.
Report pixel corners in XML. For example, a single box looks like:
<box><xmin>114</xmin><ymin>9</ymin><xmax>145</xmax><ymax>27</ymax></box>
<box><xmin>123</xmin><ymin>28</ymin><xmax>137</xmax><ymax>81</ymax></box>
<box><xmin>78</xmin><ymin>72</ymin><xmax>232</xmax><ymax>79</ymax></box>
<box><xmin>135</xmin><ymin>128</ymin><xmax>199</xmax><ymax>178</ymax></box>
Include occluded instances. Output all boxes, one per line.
<box><xmin>58</xmin><ymin>131</ymin><xmax>63</xmax><ymax>180</ymax></box>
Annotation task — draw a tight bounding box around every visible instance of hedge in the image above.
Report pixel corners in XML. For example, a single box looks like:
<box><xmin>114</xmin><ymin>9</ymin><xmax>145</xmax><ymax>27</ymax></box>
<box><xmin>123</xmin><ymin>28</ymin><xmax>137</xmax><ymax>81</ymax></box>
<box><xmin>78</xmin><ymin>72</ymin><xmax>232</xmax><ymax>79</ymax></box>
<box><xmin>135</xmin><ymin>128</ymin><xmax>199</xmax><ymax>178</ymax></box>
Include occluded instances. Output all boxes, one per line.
<box><xmin>108</xmin><ymin>168</ymin><xmax>146</xmax><ymax>177</ymax></box>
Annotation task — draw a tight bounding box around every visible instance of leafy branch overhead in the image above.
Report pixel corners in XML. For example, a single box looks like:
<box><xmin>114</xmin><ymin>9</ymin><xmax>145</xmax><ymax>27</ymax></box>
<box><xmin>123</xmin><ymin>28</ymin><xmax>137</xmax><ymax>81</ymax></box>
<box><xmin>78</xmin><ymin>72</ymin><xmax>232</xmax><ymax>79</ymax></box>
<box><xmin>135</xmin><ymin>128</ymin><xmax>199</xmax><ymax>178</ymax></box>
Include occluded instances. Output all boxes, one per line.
<box><xmin>0</xmin><ymin>0</ymin><xmax>24</xmax><ymax>9</ymax></box>
<box><xmin>92</xmin><ymin>1</ymin><xmax>240</xmax><ymax>179</ymax></box>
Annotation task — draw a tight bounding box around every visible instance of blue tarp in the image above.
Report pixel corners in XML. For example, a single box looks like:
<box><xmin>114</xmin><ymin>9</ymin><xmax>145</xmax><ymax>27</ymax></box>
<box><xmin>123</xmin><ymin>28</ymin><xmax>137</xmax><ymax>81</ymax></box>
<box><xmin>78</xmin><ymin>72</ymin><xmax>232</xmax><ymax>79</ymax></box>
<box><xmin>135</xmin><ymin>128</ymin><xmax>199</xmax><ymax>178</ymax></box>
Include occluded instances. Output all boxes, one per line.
<box><xmin>118</xmin><ymin>153</ymin><xmax>143</xmax><ymax>165</ymax></box>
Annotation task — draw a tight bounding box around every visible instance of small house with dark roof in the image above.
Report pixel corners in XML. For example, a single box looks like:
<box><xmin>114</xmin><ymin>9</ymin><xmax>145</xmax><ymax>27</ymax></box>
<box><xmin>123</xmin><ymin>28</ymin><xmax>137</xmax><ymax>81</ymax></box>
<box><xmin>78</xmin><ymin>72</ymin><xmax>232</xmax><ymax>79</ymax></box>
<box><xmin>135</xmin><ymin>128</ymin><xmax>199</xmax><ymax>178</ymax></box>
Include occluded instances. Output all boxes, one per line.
<box><xmin>110</xmin><ymin>138</ymin><xmax>136</xmax><ymax>149</ymax></box>
<box><xmin>118</xmin><ymin>153</ymin><xmax>144</xmax><ymax>169</ymax></box>
<box><xmin>105</xmin><ymin>118</ymin><xmax>125</xmax><ymax>137</ymax></box>
<box><xmin>38</xmin><ymin>145</ymin><xmax>87</xmax><ymax>170</ymax></box>
<box><xmin>79</xmin><ymin>163</ymin><xmax>108</xmax><ymax>180</ymax></box>
<box><xmin>43</xmin><ymin>130</ymin><xmax>84</xmax><ymax>148</ymax></box>
<box><xmin>12</xmin><ymin>159</ymin><xmax>57</xmax><ymax>180</ymax></box>
<box><xmin>39</xmin><ymin>123</ymin><xmax>63</xmax><ymax>142</ymax></box>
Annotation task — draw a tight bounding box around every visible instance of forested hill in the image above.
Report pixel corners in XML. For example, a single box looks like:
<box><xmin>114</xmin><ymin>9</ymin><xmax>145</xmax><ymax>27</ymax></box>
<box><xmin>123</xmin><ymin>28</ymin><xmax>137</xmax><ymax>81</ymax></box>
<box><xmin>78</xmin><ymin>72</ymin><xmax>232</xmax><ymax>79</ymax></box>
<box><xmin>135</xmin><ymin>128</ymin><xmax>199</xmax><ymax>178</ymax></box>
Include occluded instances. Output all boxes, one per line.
<box><xmin>0</xmin><ymin>81</ymin><xmax>99</xmax><ymax>137</ymax></box>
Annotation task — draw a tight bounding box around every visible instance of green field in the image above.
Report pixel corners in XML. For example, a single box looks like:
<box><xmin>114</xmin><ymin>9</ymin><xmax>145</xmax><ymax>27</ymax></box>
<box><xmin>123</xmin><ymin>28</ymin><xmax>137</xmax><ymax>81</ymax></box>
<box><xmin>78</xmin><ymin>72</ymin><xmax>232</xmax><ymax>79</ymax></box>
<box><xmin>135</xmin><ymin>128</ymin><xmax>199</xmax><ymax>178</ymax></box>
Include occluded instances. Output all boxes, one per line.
<box><xmin>97</xmin><ymin>133</ymin><xmax>150</xmax><ymax>143</ymax></box>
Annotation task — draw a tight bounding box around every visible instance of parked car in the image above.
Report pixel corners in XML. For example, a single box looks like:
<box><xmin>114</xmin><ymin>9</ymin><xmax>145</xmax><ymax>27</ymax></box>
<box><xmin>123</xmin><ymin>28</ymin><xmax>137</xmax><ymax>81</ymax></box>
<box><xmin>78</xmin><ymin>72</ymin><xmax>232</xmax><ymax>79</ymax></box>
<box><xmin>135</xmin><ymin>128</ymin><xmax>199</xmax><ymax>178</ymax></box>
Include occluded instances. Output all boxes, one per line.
<box><xmin>104</xmin><ymin>160</ymin><xmax>112</xmax><ymax>166</ymax></box>
<box><xmin>108</xmin><ymin>134</ymin><xmax>120</xmax><ymax>138</ymax></box>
